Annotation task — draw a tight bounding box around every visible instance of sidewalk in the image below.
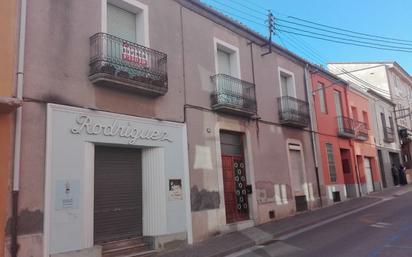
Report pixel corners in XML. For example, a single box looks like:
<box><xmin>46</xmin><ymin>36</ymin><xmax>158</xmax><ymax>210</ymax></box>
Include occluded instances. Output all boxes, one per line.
<box><xmin>157</xmin><ymin>185</ymin><xmax>412</xmax><ymax>257</ymax></box>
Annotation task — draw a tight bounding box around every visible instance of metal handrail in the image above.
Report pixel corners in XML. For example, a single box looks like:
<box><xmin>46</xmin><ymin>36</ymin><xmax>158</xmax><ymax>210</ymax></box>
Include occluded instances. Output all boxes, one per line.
<box><xmin>89</xmin><ymin>32</ymin><xmax>167</xmax><ymax>81</ymax></box>
<box><xmin>210</xmin><ymin>74</ymin><xmax>257</xmax><ymax>113</ymax></box>
<box><xmin>278</xmin><ymin>96</ymin><xmax>310</xmax><ymax>124</ymax></box>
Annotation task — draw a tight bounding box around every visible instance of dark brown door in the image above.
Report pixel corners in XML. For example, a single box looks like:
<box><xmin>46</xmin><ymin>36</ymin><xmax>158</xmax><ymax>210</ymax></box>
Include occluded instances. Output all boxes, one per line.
<box><xmin>94</xmin><ymin>146</ymin><xmax>142</xmax><ymax>243</ymax></box>
<box><xmin>222</xmin><ymin>155</ymin><xmax>249</xmax><ymax>223</ymax></box>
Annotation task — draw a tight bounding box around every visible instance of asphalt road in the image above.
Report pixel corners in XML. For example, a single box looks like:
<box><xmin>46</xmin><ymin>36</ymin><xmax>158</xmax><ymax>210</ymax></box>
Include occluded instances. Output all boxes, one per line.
<box><xmin>227</xmin><ymin>191</ymin><xmax>412</xmax><ymax>257</ymax></box>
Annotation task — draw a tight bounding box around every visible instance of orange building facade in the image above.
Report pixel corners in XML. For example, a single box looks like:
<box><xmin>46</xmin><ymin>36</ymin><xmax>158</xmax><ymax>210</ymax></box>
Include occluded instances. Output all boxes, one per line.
<box><xmin>347</xmin><ymin>87</ymin><xmax>381</xmax><ymax>195</ymax></box>
<box><xmin>0</xmin><ymin>0</ymin><xmax>20</xmax><ymax>255</ymax></box>
<box><xmin>311</xmin><ymin>69</ymin><xmax>380</xmax><ymax>205</ymax></box>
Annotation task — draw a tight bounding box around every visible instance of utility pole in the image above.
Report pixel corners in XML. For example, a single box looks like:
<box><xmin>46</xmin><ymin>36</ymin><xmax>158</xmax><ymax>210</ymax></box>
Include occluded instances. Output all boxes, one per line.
<box><xmin>261</xmin><ymin>10</ymin><xmax>274</xmax><ymax>56</ymax></box>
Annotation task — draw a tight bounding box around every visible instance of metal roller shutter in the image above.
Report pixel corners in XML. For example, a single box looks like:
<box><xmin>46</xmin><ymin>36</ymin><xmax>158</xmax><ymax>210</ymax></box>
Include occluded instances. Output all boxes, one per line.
<box><xmin>94</xmin><ymin>146</ymin><xmax>142</xmax><ymax>243</ymax></box>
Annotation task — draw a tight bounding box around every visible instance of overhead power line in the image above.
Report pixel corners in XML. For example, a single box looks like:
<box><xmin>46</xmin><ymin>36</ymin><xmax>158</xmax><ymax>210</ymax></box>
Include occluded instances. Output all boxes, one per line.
<box><xmin>207</xmin><ymin>0</ymin><xmax>265</xmax><ymax>21</ymax></box>
<box><xmin>288</xmin><ymin>16</ymin><xmax>412</xmax><ymax>44</ymax></box>
<box><xmin>277</xmin><ymin>29</ymin><xmax>412</xmax><ymax>53</ymax></box>
<box><xmin>202</xmin><ymin>1</ymin><xmax>410</xmax><ymax>101</ymax></box>
<box><xmin>225</xmin><ymin>0</ymin><xmax>267</xmax><ymax>16</ymax></box>
<box><xmin>276</xmin><ymin>24</ymin><xmax>412</xmax><ymax>50</ymax></box>
<box><xmin>208</xmin><ymin>5</ymin><xmax>267</xmax><ymax>28</ymax></box>
<box><xmin>276</xmin><ymin>18</ymin><xmax>412</xmax><ymax>47</ymax></box>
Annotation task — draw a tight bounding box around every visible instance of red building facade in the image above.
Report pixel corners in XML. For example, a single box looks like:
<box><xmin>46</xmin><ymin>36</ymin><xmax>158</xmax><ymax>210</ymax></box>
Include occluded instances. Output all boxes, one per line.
<box><xmin>311</xmin><ymin>70</ymin><xmax>380</xmax><ymax>205</ymax></box>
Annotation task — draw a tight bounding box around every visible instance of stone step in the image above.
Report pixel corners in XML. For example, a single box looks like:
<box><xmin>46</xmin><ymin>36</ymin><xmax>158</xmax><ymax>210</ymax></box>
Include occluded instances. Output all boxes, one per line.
<box><xmin>102</xmin><ymin>237</ymin><xmax>146</xmax><ymax>251</ymax></box>
<box><xmin>121</xmin><ymin>250</ymin><xmax>158</xmax><ymax>257</ymax></box>
<box><xmin>102</xmin><ymin>244</ymin><xmax>151</xmax><ymax>257</ymax></box>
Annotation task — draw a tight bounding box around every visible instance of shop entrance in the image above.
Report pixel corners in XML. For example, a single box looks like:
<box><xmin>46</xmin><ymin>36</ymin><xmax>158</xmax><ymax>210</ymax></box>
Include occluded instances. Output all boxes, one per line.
<box><xmin>94</xmin><ymin>146</ymin><xmax>143</xmax><ymax>243</ymax></box>
<box><xmin>220</xmin><ymin>131</ymin><xmax>249</xmax><ymax>224</ymax></box>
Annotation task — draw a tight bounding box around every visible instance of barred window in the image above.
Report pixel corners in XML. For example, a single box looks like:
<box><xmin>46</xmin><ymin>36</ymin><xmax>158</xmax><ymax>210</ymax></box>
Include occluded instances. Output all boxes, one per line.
<box><xmin>326</xmin><ymin>143</ymin><xmax>337</xmax><ymax>182</ymax></box>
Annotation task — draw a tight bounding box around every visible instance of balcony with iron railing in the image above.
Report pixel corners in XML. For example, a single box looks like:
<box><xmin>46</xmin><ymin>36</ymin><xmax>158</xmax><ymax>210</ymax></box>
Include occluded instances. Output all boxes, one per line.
<box><xmin>354</xmin><ymin>120</ymin><xmax>369</xmax><ymax>141</ymax></box>
<box><xmin>278</xmin><ymin>96</ymin><xmax>310</xmax><ymax>128</ymax></box>
<box><xmin>210</xmin><ymin>74</ymin><xmax>257</xmax><ymax>117</ymax></box>
<box><xmin>89</xmin><ymin>33</ymin><xmax>168</xmax><ymax>96</ymax></box>
<box><xmin>337</xmin><ymin>116</ymin><xmax>356</xmax><ymax>138</ymax></box>
<box><xmin>383</xmin><ymin>126</ymin><xmax>395</xmax><ymax>143</ymax></box>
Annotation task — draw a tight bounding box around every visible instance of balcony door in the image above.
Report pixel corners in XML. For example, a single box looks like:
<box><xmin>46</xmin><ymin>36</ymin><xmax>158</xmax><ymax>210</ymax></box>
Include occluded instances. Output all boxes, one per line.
<box><xmin>107</xmin><ymin>3</ymin><xmax>149</xmax><ymax>73</ymax></box>
<box><xmin>280</xmin><ymin>71</ymin><xmax>296</xmax><ymax>115</ymax></box>
<box><xmin>334</xmin><ymin>90</ymin><xmax>344</xmax><ymax>131</ymax></box>
<box><xmin>217</xmin><ymin>49</ymin><xmax>232</xmax><ymax>76</ymax></box>
<box><xmin>108</xmin><ymin>3</ymin><xmax>137</xmax><ymax>43</ymax></box>
<box><xmin>280</xmin><ymin>73</ymin><xmax>295</xmax><ymax>98</ymax></box>
<box><xmin>216</xmin><ymin>47</ymin><xmax>242</xmax><ymax>106</ymax></box>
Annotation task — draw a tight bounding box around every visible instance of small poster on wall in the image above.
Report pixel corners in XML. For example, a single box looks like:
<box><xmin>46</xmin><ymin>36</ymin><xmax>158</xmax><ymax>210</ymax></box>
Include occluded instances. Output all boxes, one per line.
<box><xmin>55</xmin><ymin>180</ymin><xmax>80</xmax><ymax>210</ymax></box>
<box><xmin>168</xmin><ymin>179</ymin><xmax>183</xmax><ymax>201</ymax></box>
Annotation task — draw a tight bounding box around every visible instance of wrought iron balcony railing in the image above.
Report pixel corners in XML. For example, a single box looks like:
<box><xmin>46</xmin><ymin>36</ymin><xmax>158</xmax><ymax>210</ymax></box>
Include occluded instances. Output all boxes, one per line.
<box><xmin>354</xmin><ymin>120</ymin><xmax>369</xmax><ymax>141</ymax></box>
<box><xmin>383</xmin><ymin>126</ymin><xmax>395</xmax><ymax>143</ymax></box>
<box><xmin>337</xmin><ymin>116</ymin><xmax>355</xmax><ymax>138</ymax></box>
<box><xmin>210</xmin><ymin>74</ymin><xmax>257</xmax><ymax>117</ymax></box>
<box><xmin>89</xmin><ymin>32</ymin><xmax>168</xmax><ymax>96</ymax></box>
<box><xmin>337</xmin><ymin>116</ymin><xmax>369</xmax><ymax>140</ymax></box>
<box><xmin>278</xmin><ymin>96</ymin><xmax>310</xmax><ymax>128</ymax></box>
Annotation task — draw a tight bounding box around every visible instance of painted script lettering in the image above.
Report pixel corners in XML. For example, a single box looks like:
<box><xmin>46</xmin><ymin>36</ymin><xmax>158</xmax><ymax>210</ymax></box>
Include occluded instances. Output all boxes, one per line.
<box><xmin>71</xmin><ymin>115</ymin><xmax>173</xmax><ymax>144</ymax></box>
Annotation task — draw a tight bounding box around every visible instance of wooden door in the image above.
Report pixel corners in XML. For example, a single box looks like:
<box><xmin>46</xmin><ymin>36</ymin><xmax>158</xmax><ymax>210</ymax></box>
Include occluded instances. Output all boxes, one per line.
<box><xmin>222</xmin><ymin>155</ymin><xmax>249</xmax><ymax>224</ymax></box>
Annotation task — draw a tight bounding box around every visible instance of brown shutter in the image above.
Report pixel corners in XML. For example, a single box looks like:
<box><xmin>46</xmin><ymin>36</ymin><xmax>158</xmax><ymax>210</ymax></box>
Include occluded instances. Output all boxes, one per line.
<box><xmin>94</xmin><ymin>146</ymin><xmax>143</xmax><ymax>243</ymax></box>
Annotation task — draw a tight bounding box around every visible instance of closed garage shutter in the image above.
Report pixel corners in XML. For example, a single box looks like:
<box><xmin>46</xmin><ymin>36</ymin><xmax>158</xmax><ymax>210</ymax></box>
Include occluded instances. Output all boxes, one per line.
<box><xmin>94</xmin><ymin>146</ymin><xmax>142</xmax><ymax>243</ymax></box>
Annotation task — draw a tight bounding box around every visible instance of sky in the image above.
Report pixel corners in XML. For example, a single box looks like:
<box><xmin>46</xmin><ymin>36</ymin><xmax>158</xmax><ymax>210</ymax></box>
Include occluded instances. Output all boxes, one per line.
<box><xmin>201</xmin><ymin>0</ymin><xmax>412</xmax><ymax>74</ymax></box>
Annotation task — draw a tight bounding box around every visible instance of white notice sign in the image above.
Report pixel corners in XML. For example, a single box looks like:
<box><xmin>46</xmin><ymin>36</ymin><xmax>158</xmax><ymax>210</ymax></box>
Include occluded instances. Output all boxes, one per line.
<box><xmin>55</xmin><ymin>180</ymin><xmax>80</xmax><ymax>210</ymax></box>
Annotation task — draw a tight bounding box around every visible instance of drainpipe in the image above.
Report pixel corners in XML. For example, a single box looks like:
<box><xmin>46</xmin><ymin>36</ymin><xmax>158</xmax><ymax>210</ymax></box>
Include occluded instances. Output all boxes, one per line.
<box><xmin>345</xmin><ymin>86</ymin><xmax>362</xmax><ymax>197</ymax></box>
<box><xmin>11</xmin><ymin>0</ymin><xmax>27</xmax><ymax>256</ymax></box>
<box><xmin>304</xmin><ymin>65</ymin><xmax>323</xmax><ymax>208</ymax></box>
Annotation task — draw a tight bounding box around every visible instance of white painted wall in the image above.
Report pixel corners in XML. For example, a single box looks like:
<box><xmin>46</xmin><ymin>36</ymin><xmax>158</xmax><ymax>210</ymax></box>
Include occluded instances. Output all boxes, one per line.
<box><xmin>368</xmin><ymin>94</ymin><xmax>400</xmax><ymax>151</ymax></box>
<box><xmin>328</xmin><ymin>63</ymin><xmax>412</xmax><ymax>132</ymax></box>
<box><xmin>328</xmin><ymin>64</ymin><xmax>390</xmax><ymax>98</ymax></box>
<box><xmin>44</xmin><ymin>104</ymin><xmax>190</xmax><ymax>256</ymax></box>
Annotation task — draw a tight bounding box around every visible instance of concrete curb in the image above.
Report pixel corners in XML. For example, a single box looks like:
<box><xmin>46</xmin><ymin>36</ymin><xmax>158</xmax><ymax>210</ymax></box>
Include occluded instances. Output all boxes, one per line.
<box><xmin>158</xmin><ymin>185</ymin><xmax>412</xmax><ymax>257</ymax></box>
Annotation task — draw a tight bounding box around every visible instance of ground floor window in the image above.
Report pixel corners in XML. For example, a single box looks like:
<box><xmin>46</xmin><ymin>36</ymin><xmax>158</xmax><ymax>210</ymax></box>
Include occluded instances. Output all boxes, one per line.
<box><xmin>326</xmin><ymin>143</ymin><xmax>337</xmax><ymax>182</ymax></box>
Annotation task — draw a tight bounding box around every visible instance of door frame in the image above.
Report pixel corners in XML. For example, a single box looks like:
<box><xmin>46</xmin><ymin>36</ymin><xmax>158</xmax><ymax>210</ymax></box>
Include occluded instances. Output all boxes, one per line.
<box><xmin>363</xmin><ymin>157</ymin><xmax>374</xmax><ymax>193</ymax></box>
<box><xmin>285</xmin><ymin>139</ymin><xmax>310</xmax><ymax>202</ymax></box>
<box><xmin>278</xmin><ymin>67</ymin><xmax>296</xmax><ymax>98</ymax></box>
<box><xmin>377</xmin><ymin>149</ymin><xmax>387</xmax><ymax>188</ymax></box>
<box><xmin>93</xmin><ymin>145</ymin><xmax>143</xmax><ymax>243</ymax></box>
<box><xmin>215</xmin><ymin>127</ymin><xmax>256</xmax><ymax>227</ymax></box>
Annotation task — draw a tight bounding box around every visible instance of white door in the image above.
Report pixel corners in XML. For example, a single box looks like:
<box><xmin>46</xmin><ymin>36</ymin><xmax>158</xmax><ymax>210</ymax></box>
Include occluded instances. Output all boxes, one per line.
<box><xmin>217</xmin><ymin>49</ymin><xmax>231</xmax><ymax>76</ymax></box>
<box><xmin>289</xmin><ymin>149</ymin><xmax>305</xmax><ymax>193</ymax></box>
<box><xmin>363</xmin><ymin>158</ymin><xmax>374</xmax><ymax>193</ymax></box>
<box><xmin>108</xmin><ymin>3</ymin><xmax>137</xmax><ymax>42</ymax></box>
<box><xmin>334</xmin><ymin>91</ymin><xmax>344</xmax><ymax>130</ymax></box>
<box><xmin>217</xmin><ymin>49</ymin><xmax>243</xmax><ymax>106</ymax></box>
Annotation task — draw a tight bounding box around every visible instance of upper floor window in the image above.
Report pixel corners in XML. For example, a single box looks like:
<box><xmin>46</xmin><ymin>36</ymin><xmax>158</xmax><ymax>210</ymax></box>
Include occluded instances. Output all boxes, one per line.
<box><xmin>380</xmin><ymin>112</ymin><xmax>386</xmax><ymax>128</ymax></box>
<box><xmin>333</xmin><ymin>90</ymin><xmax>343</xmax><ymax>117</ymax></box>
<box><xmin>362</xmin><ymin>111</ymin><xmax>369</xmax><ymax>128</ymax></box>
<box><xmin>351</xmin><ymin>106</ymin><xmax>358</xmax><ymax>121</ymax></box>
<box><xmin>279</xmin><ymin>68</ymin><xmax>295</xmax><ymax>97</ymax></box>
<box><xmin>318</xmin><ymin>82</ymin><xmax>327</xmax><ymax>113</ymax></box>
<box><xmin>214</xmin><ymin>39</ymin><xmax>240</xmax><ymax>78</ymax></box>
<box><xmin>217</xmin><ymin>49</ymin><xmax>232</xmax><ymax>75</ymax></box>
<box><xmin>105</xmin><ymin>0</ymin><xmax>149</xmax><ymax>46</ymax></box>
<box><xmin>389</xmin><ymin>116</ymin><xmax>394</xmax><ymax>130</ymax></box>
